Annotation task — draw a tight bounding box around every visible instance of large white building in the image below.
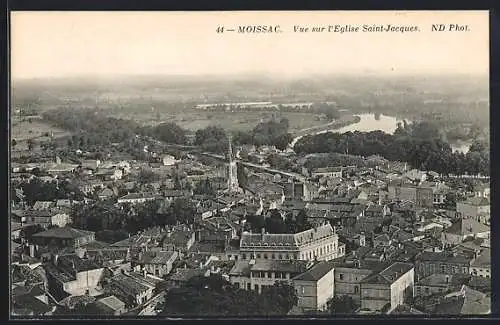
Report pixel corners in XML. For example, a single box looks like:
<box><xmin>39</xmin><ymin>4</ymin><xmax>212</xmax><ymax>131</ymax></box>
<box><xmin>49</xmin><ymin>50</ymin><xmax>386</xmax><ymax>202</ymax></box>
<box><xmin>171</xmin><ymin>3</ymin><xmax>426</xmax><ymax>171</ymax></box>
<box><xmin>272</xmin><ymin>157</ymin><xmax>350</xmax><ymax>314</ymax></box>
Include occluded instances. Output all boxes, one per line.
<box><xmin>237</xmin><ymin>222</ymin><xmax>345</xmax><ymax>262</ymax></box>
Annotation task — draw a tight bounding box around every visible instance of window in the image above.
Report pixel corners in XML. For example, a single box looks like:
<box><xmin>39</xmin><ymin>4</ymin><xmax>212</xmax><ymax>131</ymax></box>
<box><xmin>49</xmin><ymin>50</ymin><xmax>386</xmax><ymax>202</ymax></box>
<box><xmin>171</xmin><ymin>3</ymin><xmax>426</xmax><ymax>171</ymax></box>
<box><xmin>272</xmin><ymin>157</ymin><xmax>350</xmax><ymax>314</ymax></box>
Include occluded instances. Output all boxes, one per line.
<box><xmin>250</xmin><ymin>254</ymin><xmax>254</xmax><ymax>259</ymax></box>
<box><xmin>271</xmin><ymin>254</ymin><xmax>276</xmax><ymax>259</ymax></box>
<box><xmin>247</xmin><ymin>283</ymin><xmax>251</xmax><ymax>290</ymax></box>
<box><xmin>255</xmin><ymin>284</ymin><xmax>259</xmax><ymax>291</ymax></box>
<box><xmin>354</xmin><ymin>286</ymin><xmax>359</xmax><ymax>294</ymax></box>
<box><xmin>242</xmin><ymin>254</ymin><xmax>247</xmax><ymax>260</ymax></box>
<box><xmin>264</xmin><ymin>254</ymin><xmax>268</xmax><ymax>260</ymax></box>
<box><xmin>264</xmin><ymin>272</ymin><xmax>268</xmax><ymax>278</ymax></box>
<box><xmin>339</xmin><ymin>274</ymin><xmax>344</xmax><ymax>280</ymax></box>
<box><xmin>301</xmin><ymin>286</ymin><xmax>305</xmax><ymax>294</ymax></box>
<box><xmin>286</xmin><ymin>254</ymin><xmax>290</xmax><ymax>259</ymax></box>
<box><xmin>279</xmin><ymin>254</ymin><xmax>283</xmax><ymax>259</ymax></box>
<box><xmin>257</xmin><ymin>254</ymin><xmax>261</xmax><ymax>259</ymax></box>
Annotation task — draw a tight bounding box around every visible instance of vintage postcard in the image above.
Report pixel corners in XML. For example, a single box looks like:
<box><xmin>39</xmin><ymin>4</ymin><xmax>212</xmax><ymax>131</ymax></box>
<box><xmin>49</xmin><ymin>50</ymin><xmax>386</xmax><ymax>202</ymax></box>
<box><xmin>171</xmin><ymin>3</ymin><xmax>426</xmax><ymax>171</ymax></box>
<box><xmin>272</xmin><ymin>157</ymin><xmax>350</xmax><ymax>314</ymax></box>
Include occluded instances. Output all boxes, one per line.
<box><xmin>9</xmin><ymin>11</ymin><xmax>490</xmax><ymax>318</ymax></box>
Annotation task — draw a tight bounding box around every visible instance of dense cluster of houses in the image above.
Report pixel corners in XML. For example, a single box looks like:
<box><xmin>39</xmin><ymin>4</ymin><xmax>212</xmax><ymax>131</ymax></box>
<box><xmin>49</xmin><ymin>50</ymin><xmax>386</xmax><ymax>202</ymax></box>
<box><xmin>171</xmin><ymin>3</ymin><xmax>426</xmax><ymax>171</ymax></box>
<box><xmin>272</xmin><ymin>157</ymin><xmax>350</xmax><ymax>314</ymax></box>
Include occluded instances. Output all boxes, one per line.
<box><xmin>10</xmin><ymin>145</ymin><xmax>490</xmax><ymax>316</ymax></box>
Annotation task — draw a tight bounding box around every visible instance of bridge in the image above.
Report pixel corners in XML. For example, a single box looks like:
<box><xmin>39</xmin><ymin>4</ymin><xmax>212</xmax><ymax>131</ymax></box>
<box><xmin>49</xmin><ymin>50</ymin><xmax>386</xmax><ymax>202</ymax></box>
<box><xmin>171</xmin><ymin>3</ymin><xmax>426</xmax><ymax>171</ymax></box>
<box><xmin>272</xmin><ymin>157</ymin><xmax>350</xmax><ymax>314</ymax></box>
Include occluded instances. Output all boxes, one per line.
<box><xmin>197</xmin><ymin>151</ymin><xmax>306</xmax><ymax>182</ymax></box>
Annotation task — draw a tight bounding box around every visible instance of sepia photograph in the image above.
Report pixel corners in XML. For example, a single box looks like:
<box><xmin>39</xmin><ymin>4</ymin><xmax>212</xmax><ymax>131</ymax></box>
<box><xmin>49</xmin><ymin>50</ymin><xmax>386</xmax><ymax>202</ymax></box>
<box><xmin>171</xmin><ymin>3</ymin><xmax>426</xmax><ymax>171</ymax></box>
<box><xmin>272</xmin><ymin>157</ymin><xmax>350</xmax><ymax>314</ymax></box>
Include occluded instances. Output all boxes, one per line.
<box><xmin>9</xmin><ymin>10</ymin><xmax>490</xmax><ymax>318</ymax></box>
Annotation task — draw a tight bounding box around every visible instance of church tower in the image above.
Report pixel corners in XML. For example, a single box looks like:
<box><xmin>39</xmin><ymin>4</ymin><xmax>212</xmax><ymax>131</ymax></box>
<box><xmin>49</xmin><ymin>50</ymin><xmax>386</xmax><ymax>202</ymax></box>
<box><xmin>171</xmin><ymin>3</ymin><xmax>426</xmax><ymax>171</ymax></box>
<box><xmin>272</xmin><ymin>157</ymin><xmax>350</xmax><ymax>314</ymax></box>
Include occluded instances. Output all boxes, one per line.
<box><xmin>227</xmin><ymin>134</ymin><xmax>240</xmax><ymax>193</ymax></box>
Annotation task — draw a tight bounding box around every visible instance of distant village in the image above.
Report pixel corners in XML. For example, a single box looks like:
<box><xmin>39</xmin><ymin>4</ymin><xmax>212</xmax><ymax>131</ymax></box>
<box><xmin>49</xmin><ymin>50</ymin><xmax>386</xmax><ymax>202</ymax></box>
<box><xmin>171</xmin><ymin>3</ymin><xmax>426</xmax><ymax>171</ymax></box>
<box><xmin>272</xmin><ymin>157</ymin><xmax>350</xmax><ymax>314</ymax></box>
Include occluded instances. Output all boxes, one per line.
<box><xmin>10</xmin><ymin>136</ymin><xmax>491</xmax><ymax>316</ymax></box>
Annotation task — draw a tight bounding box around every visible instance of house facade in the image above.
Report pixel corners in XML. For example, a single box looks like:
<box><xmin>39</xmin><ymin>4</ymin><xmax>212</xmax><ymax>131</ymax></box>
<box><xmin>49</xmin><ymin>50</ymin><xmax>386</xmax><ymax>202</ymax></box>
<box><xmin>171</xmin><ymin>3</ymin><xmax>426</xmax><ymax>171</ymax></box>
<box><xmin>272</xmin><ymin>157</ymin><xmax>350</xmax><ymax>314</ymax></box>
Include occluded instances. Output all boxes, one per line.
<box><xmin>238</xmin><ymin>223</ymin><xmax>344</xmax><ymax>262</ymax></box>
<box><xmin>360</xmin><ymin>262</ymin><xmax>414</xmax><ymax>313</ymax></box>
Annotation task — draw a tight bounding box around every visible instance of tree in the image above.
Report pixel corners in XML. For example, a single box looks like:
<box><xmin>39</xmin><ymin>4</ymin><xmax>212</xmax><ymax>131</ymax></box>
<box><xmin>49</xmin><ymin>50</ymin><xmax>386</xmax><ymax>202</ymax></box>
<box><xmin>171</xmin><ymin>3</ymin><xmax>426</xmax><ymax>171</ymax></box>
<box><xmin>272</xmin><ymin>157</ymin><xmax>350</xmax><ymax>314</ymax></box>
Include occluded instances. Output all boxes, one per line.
<box><xmin>138</xmin><ymin>167</ymin><xmax>159</xmax><ymax>184</ymax></box>
<box><xmin>20</xmin><ymin>224</ymin><xmax>45</xmax><ymax>243</ymax></box>
<box><xmin>27</xmin><ymin>139</ymin><xmax>35</xmax><ymax>151</ymax></box>
<box><xmin>261</xmin><ymin>281</ymin><xmax>298</xmax><ymax>314</ymax></box>
<box><xmin>150</xmin><ymin>122</ymin><xmax>187</xmax><ymax>145</ymax></box>
<box><xmin>265</xmin><ymin>210</ymin><xmax>287</xmax><ymax>234</ymax></box>
<box><xmin>159</xmin><ymin>274</ymin><xmax>298</xmax><ymax>316</ymax></box>
<box><xmin>194</xmin><ymin>179</ymin><xmax>216</xmax><ymax>196</ymax></box>
<box><xmin>327</xmin><ymin>295</ymin><xmax>357</xmax><ymax>314</ymax></box>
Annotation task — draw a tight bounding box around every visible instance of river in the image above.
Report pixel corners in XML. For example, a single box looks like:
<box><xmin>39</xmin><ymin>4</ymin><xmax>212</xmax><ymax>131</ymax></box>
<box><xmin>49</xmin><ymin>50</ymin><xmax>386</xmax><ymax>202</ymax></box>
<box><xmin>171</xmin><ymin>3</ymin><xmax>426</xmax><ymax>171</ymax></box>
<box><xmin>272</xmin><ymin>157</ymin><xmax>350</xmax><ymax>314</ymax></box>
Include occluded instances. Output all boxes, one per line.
<box><xmin>291</xmin><ymin>113</ymin><xmax>471</xmax><ymax>153</ymax></box>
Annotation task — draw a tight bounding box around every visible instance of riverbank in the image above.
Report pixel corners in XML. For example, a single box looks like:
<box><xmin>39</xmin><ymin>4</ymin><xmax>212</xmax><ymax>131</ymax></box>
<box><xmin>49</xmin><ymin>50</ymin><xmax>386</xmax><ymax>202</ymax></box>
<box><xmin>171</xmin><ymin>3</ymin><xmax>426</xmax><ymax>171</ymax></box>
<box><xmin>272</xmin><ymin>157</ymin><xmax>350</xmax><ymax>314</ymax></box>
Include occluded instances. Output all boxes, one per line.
<box><xmin>290</xmin><ymin>115</ymin><xmax>361</xmax><ymax>147</ymax></box>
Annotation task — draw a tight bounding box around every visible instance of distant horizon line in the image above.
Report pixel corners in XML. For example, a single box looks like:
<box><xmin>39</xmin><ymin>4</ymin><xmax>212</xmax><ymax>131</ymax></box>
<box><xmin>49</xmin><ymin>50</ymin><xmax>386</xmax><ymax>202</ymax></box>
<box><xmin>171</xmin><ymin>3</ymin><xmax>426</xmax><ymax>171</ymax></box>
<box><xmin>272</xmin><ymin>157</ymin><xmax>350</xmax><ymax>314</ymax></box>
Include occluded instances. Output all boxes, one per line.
<box><xmin>12</xmin><ymin>70</ymin><xmax>489</xmax><ymax>82</ymax></box>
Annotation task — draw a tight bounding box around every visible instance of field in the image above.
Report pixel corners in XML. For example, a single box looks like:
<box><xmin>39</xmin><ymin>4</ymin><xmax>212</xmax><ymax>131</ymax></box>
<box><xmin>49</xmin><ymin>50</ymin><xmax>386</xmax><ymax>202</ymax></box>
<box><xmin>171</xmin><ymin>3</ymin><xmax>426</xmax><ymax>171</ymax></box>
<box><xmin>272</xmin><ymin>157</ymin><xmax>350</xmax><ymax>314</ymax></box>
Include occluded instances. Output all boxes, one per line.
<box><xmin>11</xmin><ymin>116</ymin><xmax>72</xmax><ymax>152</ymax></box>
<box><xmin>109</xmin><ymin>110</ymin><xmax>326</xmax><ymax>133</ymax></box>
<box><xmin>11</xmin><ymin>116</ymin><xmax>71</xmax><ymax>141</ymax></box>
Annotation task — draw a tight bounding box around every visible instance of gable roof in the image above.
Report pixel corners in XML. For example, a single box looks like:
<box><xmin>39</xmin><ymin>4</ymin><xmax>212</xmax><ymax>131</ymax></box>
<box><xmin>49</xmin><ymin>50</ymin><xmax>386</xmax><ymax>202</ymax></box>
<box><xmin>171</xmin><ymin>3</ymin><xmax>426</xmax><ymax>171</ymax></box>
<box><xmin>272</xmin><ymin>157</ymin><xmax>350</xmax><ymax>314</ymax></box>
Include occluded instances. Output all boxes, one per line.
<box><xmin>445</xmin><ymin>219</ymin><xmax>490</xmax><ymax>236</ymax></box>
<box><xmin>97</xmin><ymin>295</ymin><xmax>126</xmax><ymax>311</ymax></box>
<box><xmin>361</xmin><ymin>262</ymin><xmax>413</xmax><ymax>285</ymax></box>
<box><xmin>470</xmin><ymin>249</ymin><xmax>490</xmax><ymax>268</ymax></box>
<box><xmin>434</xmin><ymin>285</ymin><xmax>490</xmax><ymax>315</ymax></box>
<box><xmin>462</xmin><ymin>196</ymin><xmax>490</xmax><ymax>207</ymax></box>
<box><xmin>32</xmin><ymin>226</ymin><xmax>94</xmax><ymax>239</ymax></box>
<box><xmin>292</xmin><ymin>260</ymin><xmax>335</xmax><ymax>281</ymax></box>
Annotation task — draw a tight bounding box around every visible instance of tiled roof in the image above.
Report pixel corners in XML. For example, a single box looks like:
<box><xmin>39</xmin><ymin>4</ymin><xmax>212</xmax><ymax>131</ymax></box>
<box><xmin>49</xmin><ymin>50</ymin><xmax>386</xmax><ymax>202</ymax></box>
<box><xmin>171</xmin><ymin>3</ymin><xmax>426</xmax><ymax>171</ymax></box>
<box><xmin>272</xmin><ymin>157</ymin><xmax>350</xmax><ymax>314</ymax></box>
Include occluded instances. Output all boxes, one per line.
<box><xmin>137</xmin><ymin>250</ymin><xmax>177</xmax><ymax>265</ymax></box>
<box><xmin>110</xmin><ymin>274</ymin><xmax>150</xmax><ymax>296</ymax></box>
<box><xmin>470</xmin><ymin>249</ymin><xmax>490</xmax><ymax>268</ymax></box>
<box><xmin>361</xmin><ymin>262</ymin><xmax>413</xmax><ymax>285</ymax></box>
<box><xmin>292</xmin><ymin>260</ymin><xmax>335</xmax><ymax>281</ymax></box>
<box><xmin>417</xmin><ymin>251</ymin><xmax>472</xmax><ymax>264</ymax></box>
<box><xmin>12</xmin><ymin>293</ymin><xmax>53</xmax><ymax>315</ymax></box>
<box><xmin>433</xmin><ymin>285</ymin><xmax>490</xmax><ymax>315</ymax></box>
<box><xmin>462</xmin><ymin>196</ymin><xmax>490</xmax><ymax>206</ymax></box>
<box><xmin>32</xmin><ymin>226</ymin><xmax>94</xmax><ymax>239</ymax></box>
<box><xmin>118</xmin><ymin>192</ymin><xmax>157</xmax><ymax>200</ymax></box>
<box><xmin>97</xmin><ymin>295</ymin><xmax>126</xmax><ymax>311</ymax></box>
<box><xmin>250</xmin><ymin>260</ymin><xmax>308</xmax><ymax>274</ymax></box>
<box><xmin>416</xmin><ymin>273</ymin><xmax>451</xmax><ymax>287</ymax></box>
<box><xmin>229</xmin><ymin>261</ymin><xmax>252</xmax><ymax>277</ymax></box>
<box><xmin>444</xmin><ymin>219</ymin><xmax>489</xmax><ymax>236</ymax></box>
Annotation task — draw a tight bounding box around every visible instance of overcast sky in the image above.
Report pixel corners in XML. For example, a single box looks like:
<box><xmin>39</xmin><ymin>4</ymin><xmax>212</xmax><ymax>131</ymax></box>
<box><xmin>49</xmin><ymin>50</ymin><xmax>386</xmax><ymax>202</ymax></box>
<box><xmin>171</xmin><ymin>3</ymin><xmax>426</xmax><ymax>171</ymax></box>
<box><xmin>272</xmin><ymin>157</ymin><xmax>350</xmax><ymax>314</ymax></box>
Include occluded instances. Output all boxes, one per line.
<box><xmin>11</xmin><ymin>11</ymin><xmax>489</xmax><ymax>79</ymax></box>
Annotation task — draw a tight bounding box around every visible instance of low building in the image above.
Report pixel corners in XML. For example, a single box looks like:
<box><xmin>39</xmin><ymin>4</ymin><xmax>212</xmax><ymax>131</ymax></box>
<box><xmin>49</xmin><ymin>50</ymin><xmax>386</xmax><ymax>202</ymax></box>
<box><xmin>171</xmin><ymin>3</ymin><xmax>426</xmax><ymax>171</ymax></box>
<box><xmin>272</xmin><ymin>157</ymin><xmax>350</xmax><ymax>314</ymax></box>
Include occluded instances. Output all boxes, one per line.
<box><xmin>117</xmin><ymin>193</ymin><xmax>157</xmax><ymax>205</ymax></box>
<box><xmin>359</xmin><ymin>262</ymin><xmax>414</xmax><ymax>313</ymax></box>
<box><xmin>33</xmin><ymin>201</ymin><xmax>56</xmax><ymax>211</ymax></box>
<box><xmin>31</xmin><ymin>227</ymin><xmax>96</xmax><ymax>253</ymax></box>
<box><xmin>415</xmin><ymin>251</ymin><xmax>473</xmax><ymax>279</ymax></box>
<box><xmin>292</xmin><ymin>260</ymin><xmax>336</xmax><ymax>312</ymax></box>
<box><xmin>107</xmin><ymin>273</ymin><xmax>156</xmax><ymax>307</ymax></box>
<box><xmin>312</xmin><ymin>167</ymin><xmax>343</xmax><ymax>179</ymax></box>
<box><xmin>469</xmin><ymin>248</ymin><xmax>490</xmax><ymax>278</ymax></box>
<box><xmin>162</xmin><ymin>229</ymin><xmax>196</xmax><ymax>253</ymax></box>
<box><xmin>333</xmin><ymin>262</ymin><xmax>375</xmax><ymax>304</ymax></box>
<box><xmin>414</xmin><ymin>274</ymin><xmax>454</xmax><ymax>297</ymax></box>
<box><xmin>44</xmin><ymin>255</ymin><xmax>105</xmax><ymax>299</ymax></box>
<box><xmin>456</xmin><ymin>197</ymin><xmax>490</xmax><ymax>224</ymax></box>
<box><xmin>164</xmin><ymin>190</ymin><xmax>190</xmax><ymax>201</ymax></box>
<box><xmin>95</xmin><ymin>295</ymin><xmax>127</xmax><ymax>316</ymax></box>
<box><xmin>441</xmin><ymin>219</ymin><xmax>490</xmax><ymax>247</ymax></box>
<box><xmin>432</xmin><ymin>285</ymin><xmax>490</xmax><ymax>315</ymax></box>
<box><xmin>229</xmin><ymin>259</ymin><xmax>309</xmax><ymax>294</ymax></box>
<box><xmin>133</xmin><ymin>250</ymin><xmax>178</xmax><ymax>278</ymax></box>
<box><xmin>163</xmin><ymin>155</ymin><xmax>177</xmax><ymax>166</ymax></box>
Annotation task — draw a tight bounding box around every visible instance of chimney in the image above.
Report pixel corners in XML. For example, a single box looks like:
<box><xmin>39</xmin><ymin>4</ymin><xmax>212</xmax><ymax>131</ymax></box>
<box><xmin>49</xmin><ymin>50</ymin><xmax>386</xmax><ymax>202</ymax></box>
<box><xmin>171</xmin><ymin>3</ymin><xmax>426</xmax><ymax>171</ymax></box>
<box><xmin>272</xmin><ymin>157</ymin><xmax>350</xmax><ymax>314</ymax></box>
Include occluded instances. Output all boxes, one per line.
<box><xmin>29</xmin><ymin>244</ymin><xmax>35</xmax><ymax>258</ymax></box>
